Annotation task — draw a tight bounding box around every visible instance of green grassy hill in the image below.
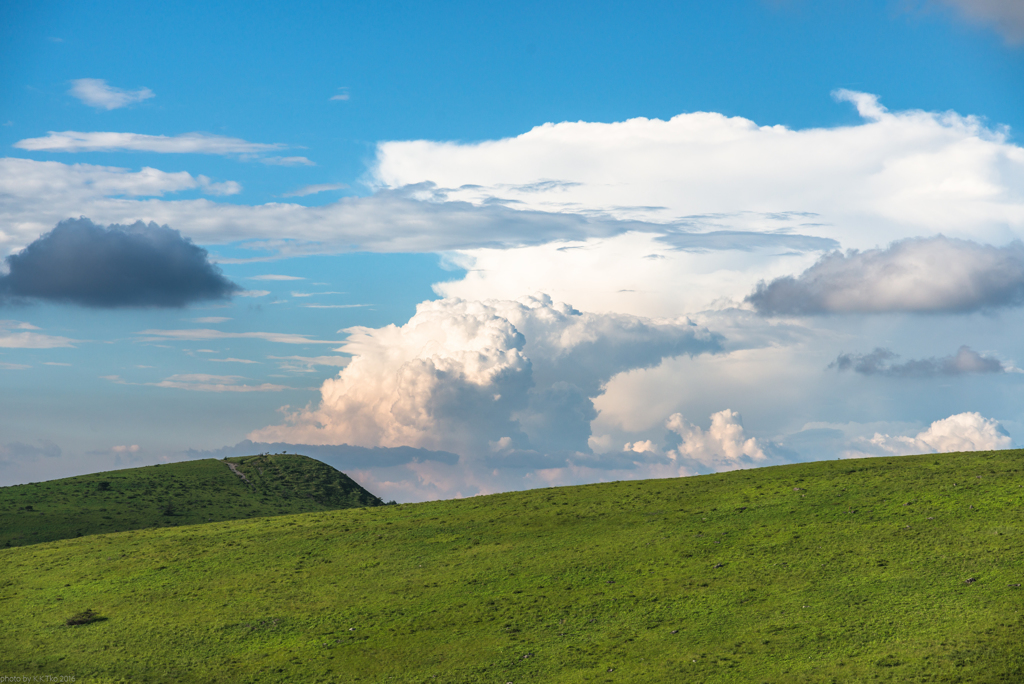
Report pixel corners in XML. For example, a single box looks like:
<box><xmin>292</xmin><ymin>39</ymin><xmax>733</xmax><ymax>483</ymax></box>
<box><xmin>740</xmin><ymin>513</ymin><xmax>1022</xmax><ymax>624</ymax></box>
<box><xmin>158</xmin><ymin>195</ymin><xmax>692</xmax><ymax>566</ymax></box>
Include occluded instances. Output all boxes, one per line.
<box><xmin>0</xmin><ymin>454</ymin><xmax>383</xmax><ymax>548</ymax></box>
<box><xmin>3</xmin><ymin>449</ymin><xmax>1024</xmax><ymax>682</ymax></box>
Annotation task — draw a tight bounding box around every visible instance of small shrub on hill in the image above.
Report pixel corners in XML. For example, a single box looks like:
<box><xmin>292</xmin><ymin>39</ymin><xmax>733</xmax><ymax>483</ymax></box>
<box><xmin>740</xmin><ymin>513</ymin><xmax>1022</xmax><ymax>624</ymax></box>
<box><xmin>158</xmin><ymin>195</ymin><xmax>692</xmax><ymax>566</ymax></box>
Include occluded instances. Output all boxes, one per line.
<box><xmin>65</xmin><ymin>609</ymin><xmax>103</xmax><ymax>626</ymax></box>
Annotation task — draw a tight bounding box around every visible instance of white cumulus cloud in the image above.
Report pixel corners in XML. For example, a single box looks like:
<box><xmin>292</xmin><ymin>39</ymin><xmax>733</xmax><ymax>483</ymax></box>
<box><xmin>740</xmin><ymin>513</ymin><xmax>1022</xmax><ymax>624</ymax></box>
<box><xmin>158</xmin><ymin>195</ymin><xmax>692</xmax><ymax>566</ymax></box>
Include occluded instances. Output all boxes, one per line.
<box><xmin>666</xmin><ymin>409</ymin><xmax>769</xmax><ymax>470</ymax></box>
<box><xmin>69</xmin><ymin>79</ymin><xmax>154</xmax><ymax>110</ymax></box>
<box><xmin>850</xmin><ymin>412</ymin><xmax>1012</xmax><ymax>456</ymax></box>
<box><xmin>249</xmin><ymin>295</ymin><xmax>721</xmax><ymax>457</ymax></box>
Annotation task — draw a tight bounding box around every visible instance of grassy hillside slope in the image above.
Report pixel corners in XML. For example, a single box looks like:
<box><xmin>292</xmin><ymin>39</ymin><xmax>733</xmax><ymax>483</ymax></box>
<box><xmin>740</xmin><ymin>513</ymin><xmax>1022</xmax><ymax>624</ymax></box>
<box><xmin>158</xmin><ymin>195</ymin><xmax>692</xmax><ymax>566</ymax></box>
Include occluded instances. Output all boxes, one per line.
<box><xmin>3</xmin><ymin>449</ymin><xmax>1024</xmax><ymax>682</ymax></box>
<box><xmin>0</xmin><ymin>454</ymin><xmax>383</xmax><ymax>548</ymax></box>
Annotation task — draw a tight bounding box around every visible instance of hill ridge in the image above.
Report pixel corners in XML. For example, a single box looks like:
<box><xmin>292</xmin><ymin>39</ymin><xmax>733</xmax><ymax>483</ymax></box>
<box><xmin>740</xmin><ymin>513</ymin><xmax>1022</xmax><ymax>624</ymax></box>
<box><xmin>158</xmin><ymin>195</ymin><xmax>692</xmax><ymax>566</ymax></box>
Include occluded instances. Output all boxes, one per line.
<box><xmin>0</xmin><ymin>453</ymin><xmax>383</xmax><ymax>548</ymax></box>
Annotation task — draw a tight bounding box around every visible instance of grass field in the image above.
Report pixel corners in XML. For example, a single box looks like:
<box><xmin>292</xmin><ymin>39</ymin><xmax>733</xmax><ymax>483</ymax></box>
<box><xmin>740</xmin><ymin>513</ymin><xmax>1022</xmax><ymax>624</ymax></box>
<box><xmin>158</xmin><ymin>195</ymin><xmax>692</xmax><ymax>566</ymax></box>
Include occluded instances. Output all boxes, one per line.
<box><xmin>2</xmin><ymin>449</ymin><xmax>1024</xmax><ymax>682</ymax></box>
<box><xmin>0</xmin><ymin>454</ymin><xmax>383</xmax><ymax>548</ymax></box>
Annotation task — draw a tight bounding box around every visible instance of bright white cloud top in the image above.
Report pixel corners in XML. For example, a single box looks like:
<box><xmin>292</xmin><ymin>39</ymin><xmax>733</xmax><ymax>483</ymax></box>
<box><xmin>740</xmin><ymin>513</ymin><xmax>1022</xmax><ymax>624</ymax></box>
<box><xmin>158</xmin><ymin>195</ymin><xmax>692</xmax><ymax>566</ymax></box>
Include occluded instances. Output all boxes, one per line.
<box><xmin>372</xmin><ymin>91</ymin><xmax>1024</xmax><ymax>249</ymax></box>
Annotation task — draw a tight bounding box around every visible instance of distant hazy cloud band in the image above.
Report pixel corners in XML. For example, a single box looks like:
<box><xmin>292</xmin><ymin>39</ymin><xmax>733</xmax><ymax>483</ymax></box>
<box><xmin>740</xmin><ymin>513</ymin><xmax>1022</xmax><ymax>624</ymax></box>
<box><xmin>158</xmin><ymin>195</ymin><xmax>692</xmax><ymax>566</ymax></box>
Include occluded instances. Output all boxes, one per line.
<box><xmin>187</xmin><ymin>440</ymin><xmax>461</xmax><ymax>468</ymax></box>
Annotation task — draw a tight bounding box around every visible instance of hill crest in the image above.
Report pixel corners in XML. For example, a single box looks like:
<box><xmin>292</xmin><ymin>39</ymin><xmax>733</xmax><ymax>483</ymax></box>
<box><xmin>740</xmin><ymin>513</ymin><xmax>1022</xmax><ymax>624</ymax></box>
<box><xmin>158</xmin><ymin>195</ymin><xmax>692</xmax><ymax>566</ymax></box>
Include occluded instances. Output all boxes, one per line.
<box><xmin>0</xmin><ymin>453</ymin><xmax>383</xmax><ymax>548</ymax></box>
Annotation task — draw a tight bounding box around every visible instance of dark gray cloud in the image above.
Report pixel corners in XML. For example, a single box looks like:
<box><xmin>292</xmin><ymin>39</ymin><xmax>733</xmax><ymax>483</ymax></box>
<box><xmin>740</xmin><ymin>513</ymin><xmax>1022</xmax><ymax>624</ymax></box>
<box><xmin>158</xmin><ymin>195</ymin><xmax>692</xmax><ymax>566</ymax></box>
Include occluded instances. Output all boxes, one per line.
<box><xmin>0</xmin><ymin>218</ymin><xmax>240</xmax><ymax>308</ymax></box>
<box><xmin>830</xmin><ymin>345</ymin><xmax>1005</xmax><ymax>377</ymax></box>
<box><xmin>186</xmin><ymin>440</ymin><xmax>461</xmax><ymax>469</ymax></box>
<box><xmin>747</xmin><ymin>236</ymin><xmax>1024</xmax><ymax>315</ymax></box>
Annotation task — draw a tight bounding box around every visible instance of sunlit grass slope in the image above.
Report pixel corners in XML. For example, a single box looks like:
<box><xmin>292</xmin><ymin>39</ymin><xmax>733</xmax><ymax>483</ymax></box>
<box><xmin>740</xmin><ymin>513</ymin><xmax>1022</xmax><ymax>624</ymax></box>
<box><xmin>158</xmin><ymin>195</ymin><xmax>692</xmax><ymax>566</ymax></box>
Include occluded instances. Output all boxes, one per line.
<box><xmin>0</xmin><ymin>454</ymin><xmax>383</xmax><ymax>548</ymax></box>
<box><xmin>3</xmin><ymin>450</ymin><xmax>1024</xmax><ymax>683</ymax></box>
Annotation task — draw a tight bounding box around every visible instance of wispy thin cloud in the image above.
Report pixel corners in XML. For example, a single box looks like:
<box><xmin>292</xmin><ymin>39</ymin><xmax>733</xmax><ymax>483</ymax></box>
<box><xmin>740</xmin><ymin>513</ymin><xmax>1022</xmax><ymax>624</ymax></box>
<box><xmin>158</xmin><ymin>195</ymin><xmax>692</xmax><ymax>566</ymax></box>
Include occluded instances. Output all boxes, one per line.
<box><xmin>269</xmin><ymin>355</ymin><xmax>352</xmax><ymax>372</ymax></box>
<box><xmin>0</xmin><ymin>321</ymin><xmax>77</xmax><ymax>349</ymax></box>
<box><xmin>104</xmin><ymin>373</ymin><xmax>289</xmax><ymax>392</ymax></box>
<box><xmin>330</xmin><ymin>88</ymin><xmax>350</xmax><ymax>101</ymax></box>
<box><xmin>69</xmin><ymin>79</ymin><xmax>154</xmax><ymax>110</ymax></box>
<box><xmin>210</xmin><ymin>357</ymin><xmax>260</xmax><ymax>364</ymax></box>
<box><xmin>136</xmin><ymin>328</ymin><xmax>343</xmax><ymax>344</ymax></box>
<box><xmin>260</xmin><ymin>156</ymin><xmax>316</xmax><ymax>167</ymax></box>
<box><xmin>249</xmin><ymin>275</ymin><xmax>305</xmax><ymax>281</ymax></box>
<box><xmin>303</xmin><ymin>304</ymin><xmax>372</xmax><ymax>309</ymax></box>
<box><xmin>191</xmin><ymin>317</ymin><xmax>232</xmax><ymax>323</ymax></box>
<box><xmin>15</xmin><ymin>131</ymin><xmax>287</xmax><ymax>156</ymax></box>
<box><xmin>283</xmin><ymin>183</ymin><xmax>348</xmax><ymax>198</ymax></box>
<box><xmin>290</xmin><ymin>291</ymin><xmax>346</xmax><ymax>298</ymax></box>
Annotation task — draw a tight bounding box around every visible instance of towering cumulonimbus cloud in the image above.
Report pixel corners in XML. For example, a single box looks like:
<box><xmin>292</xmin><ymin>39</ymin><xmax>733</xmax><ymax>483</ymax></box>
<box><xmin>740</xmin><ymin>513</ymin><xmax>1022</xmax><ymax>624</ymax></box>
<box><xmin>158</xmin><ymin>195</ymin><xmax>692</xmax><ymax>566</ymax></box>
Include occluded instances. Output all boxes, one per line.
<box><xmin>747</xmin><ymin>237</ymin><xmax>1024</xmax><ymax>315</ymax></box>
<box><xmin>250</xmin><ymin>295</ymin><xmax>722</xmax><ymax>457</ymax></box>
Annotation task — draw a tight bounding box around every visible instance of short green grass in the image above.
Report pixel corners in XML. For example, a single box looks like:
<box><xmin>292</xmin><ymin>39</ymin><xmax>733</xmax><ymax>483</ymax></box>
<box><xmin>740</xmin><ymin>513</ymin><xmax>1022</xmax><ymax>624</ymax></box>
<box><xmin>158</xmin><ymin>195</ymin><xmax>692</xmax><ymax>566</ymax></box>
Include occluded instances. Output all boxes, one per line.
<box><xmin>2</xmin><ymin>449</ymin><xmax>1024</xmax><ymax>682</ymax></box>
<box><xmin>0</xmin><ymin>454</ymin><xmax>383</xmax><ymax>548</ymax></box>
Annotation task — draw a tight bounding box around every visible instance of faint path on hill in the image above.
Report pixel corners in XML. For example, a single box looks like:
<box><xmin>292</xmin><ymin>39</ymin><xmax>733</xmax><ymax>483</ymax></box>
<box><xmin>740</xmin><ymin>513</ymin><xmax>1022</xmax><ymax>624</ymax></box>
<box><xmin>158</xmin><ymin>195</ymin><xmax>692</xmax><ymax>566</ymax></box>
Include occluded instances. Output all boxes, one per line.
<box><xmin>225</xmin><ymin>462</ymin><xmax>251</xmax><ymax>484</ymax></box>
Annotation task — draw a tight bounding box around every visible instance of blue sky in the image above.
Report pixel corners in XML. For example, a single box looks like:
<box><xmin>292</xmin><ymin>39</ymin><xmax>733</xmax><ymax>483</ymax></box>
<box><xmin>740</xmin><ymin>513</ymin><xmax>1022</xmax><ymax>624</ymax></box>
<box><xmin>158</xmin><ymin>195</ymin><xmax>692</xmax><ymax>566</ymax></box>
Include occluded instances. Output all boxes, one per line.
<box><xmin>2</xmin><ymin>0</ymin><xmax>1023</xmax><ymax>500</ymax></box>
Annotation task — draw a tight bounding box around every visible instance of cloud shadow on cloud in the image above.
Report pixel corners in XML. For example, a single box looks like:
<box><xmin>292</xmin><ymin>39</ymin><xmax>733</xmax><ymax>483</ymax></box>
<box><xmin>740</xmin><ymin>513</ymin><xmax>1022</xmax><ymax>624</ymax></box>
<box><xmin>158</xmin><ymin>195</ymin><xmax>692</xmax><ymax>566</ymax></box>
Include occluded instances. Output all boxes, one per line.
<box><xmin>747</xmin><ymin>237</ymin><xmax>1024</xmax><ymax>315</ymax></box>
<box><xmin>0</xmin><ymin>218</ymin><xmax>241</xmax><ymax>308</ymax></box>
<box><xmin>656</xmin><ymin>229</ymin><xmax>838</xmax><ymax>253</ymax></box>
<box><xmin>830</xmin><ymin>345</ymin><xmax>1005</xmax><ymax>377</ymax></box>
